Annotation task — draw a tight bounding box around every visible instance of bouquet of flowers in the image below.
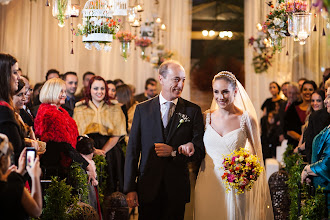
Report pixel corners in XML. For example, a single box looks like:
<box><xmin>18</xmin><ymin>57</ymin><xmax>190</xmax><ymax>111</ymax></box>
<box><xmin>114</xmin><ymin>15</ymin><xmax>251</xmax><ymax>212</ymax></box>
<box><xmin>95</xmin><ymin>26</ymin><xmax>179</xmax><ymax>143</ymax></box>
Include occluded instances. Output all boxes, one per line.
<box><xmin>221</xmin><ymin>148</ymin><xmax>263</xmax><ymax>195</ymax></box>
<box><xmin>286</xmin><ymin>0</ymin><xmax>308</xmax><ymax>13</ymax></box>
<box><xmin>116</xmin><ymin>31</ymin><xmax>135</xmax><ymax>42</ymax></box>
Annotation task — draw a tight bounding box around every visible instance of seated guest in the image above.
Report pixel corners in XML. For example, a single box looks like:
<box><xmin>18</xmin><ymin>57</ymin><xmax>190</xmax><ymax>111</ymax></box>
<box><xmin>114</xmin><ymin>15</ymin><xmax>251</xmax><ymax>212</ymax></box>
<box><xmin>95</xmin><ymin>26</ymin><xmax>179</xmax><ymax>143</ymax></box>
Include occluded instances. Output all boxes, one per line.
<box><xmin>73</xmin><ymin>76</ymin><xmax>126</xmax><ymax>194</ymax></box>
<box><xmin>61</xmin><ymin>72</ymin><xmax>78</xmax><ymax>117</ymax></box>
<box><xmin>0</xmin><ymin>135</ymin><xmax>42</xmax><ymax>219</ymax></box>
<box><xmin>285</xmin><ymin>80</ymin><xmax>317</xmax><ymax>147</ymax></box>
<box><xmin>304</xmin><ymin>79</ymin><xmax>330</xmax><ymax>163</ymax></box>
<box><xmin>34</xmin><ymin>78</ymin><xmax>95</xmax><ymax>180</ymax></box>
<box><xmin>301</xmin><ymin>86</ymin><xmax>330</xmax><ymax>216</ymax></box>
<box><xmin>76</xmin><ymin>71</ymin><xmax>95</xmax><ymax>101</ymax></box>
<box><xmin>134</xmin><ymin>78</ymin><xmax>158</xmax><ymax>103</ymax></box>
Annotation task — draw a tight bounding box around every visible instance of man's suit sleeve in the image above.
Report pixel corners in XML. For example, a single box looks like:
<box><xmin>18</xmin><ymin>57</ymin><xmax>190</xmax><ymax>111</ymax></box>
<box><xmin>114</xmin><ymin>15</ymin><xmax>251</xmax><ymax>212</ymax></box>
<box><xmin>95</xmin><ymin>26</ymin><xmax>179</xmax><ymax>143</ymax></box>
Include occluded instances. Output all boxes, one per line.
<box><xmin>124</xmin><ymin>105</ymin><xmax>142</xmax><ymax>194</ymax></box>
<box><xmin>176</xmin><ymin>106</ymin><xmax>205</xmax><ymax>162</ymax></box>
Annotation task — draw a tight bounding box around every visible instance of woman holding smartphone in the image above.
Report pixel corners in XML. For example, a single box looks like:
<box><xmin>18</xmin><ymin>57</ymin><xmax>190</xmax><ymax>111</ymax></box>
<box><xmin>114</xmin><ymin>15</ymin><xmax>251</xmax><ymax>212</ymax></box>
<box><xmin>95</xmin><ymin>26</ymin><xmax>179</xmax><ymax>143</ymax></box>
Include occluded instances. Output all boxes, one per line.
<box><xmin>0</xmin><ymin>134</ymin><xmax>42</xmax><ymax>219</ymax></box>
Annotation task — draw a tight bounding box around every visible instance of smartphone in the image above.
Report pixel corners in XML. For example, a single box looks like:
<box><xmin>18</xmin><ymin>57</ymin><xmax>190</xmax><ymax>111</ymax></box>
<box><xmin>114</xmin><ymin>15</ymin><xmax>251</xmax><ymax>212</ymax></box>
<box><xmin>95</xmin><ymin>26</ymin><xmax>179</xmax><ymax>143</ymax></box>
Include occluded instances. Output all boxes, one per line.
<box><xmin>26</xmin><ymin>147</ymin><xmax>36</xmax><ymax>169</ymax></box>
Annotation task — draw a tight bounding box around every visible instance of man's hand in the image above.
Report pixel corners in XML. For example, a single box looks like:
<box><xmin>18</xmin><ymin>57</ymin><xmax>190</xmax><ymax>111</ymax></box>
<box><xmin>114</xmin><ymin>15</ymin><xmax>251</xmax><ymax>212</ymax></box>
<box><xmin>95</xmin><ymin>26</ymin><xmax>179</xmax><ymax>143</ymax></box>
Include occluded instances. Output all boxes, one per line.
<box><xmin>155</xmin><ymin>143</ymin><xmax>173</xmax><ymax>157</ymax></box>
<box><xmin>178</xmin><ymin>142</ymin><xmax>195</xmax><ymax>157</ymax></box>
<box><xmin>126</xmin><ymin>192</ymin><xmax>139</xmax><ymax>208</ymax></box>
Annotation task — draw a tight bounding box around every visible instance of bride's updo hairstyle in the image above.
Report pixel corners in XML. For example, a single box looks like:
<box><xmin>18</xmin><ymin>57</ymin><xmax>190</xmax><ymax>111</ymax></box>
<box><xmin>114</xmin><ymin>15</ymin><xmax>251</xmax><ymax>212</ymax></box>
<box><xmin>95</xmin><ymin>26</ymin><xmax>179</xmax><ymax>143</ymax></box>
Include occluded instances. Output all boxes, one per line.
<box><xmin>212</xmin><ymin>71</ymin><xmax>237</xmax><ymax>90</ymax></box>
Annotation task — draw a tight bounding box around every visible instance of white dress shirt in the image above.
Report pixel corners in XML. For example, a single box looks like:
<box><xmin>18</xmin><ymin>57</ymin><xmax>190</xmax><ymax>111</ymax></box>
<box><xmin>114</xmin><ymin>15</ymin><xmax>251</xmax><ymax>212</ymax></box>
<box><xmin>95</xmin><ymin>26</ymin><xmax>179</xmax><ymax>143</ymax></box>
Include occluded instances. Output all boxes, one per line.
<box><xmin>159</xmin><ymin>92</ymin><xmax>178</xmax><ymax>120</ymax></box>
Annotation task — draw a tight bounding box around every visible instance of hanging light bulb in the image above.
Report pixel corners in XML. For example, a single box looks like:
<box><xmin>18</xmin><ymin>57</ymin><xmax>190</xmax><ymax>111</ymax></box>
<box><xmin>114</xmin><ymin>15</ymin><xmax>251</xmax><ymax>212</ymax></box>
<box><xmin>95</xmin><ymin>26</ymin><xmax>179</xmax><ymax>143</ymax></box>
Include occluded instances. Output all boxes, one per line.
<box><xmin>256</xmin><ymin>23</ymin><xmax>262</xmax><ymax>31</ymax></box>
<box><xmin>132</xmin><ymin>19</ymin><xmax>141</xmax><ymax>27</ymax></box>
<box><xmin>293</xmin><ymin>12</ymin><xmax>312</xmax><ymax>45</ymax></box>
<box><xmin>202</xmin><ymin>30</ymin><xmax>208</xmax><ymax>36</ymax></box>
<box><xmin>135</xmin><ymin>4</ymin><xmax>143</xmax><ymax>12</ymax></box>
<box><xmin>209</xmin><ymin>30</ymin><xmax>215</xmax><ymax>37</ymax></box>
<box><xmin>0</xmin><ymin>0</ymin><xmax>12</xmax><ymax>5</ymax></box>
<box><xmin>160</xmin><ymin>24</ymin><xmax>166</xmax><ymax>30</ymax></box>
<box><xmin>156</xmin><ymin>17</ymin><xmax>162</xmax><ymax>23</ymax></box>
<box><xmin>127</xmin><ymin>7</ymin><xmax>137</xmax><ymax>23</ymax></box>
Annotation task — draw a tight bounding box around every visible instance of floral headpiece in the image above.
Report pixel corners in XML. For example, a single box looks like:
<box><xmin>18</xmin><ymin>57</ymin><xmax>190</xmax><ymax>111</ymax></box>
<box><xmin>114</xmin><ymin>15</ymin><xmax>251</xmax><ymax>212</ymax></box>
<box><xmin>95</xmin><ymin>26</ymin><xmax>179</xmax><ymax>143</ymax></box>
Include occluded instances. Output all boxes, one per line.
<box><xmin>214</xmin><ymin>71</ymin><xmax>237</xmax><ymax>84</ymax></box>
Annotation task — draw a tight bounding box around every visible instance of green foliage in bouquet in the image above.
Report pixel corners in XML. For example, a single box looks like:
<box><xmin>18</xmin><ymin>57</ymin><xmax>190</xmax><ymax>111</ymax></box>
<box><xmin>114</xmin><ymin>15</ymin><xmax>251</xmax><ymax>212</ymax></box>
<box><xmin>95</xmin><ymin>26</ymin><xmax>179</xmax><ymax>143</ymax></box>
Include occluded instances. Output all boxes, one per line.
<box><xmin>69</xmin><ymin>162</ymin><xmax>89</xmax><ymax>204</ymax></box>
<box><xmin>42</xmin><ymin>177</ymin><xmax>79</xmax><ymax>220</ymax></box>
<box><xmin>301</xmin><ymin>186</ymin><xmax>326</xmax><ymax>220</ymax></box>
<box><xmin>93</xmin><ymin>154</ymin><xmax>108</xmax><ymax>205</ymax></box>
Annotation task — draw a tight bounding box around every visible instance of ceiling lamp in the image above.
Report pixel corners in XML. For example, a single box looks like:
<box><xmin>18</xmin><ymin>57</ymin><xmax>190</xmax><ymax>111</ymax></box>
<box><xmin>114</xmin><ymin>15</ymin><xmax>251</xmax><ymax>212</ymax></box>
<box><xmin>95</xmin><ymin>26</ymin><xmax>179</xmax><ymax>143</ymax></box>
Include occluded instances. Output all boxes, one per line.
<box><xmin>131</xmin><ymin>19</ymin><xmax>141</xmax><ymax>27</ymax></box>
<box><xmin>202</xmin><ymin>30</ymin><xmax>208</xmax><ymax>36</ymax></box>
<box><xmin>155</xmin><ymin>17</ymin><xmax>162</xmax><ymax>24</ymax></box>
<box><xmin>293</xmin><ymin>12</ymin><xmax>312</xmax><ymax>45</ymax></box>
<box><xmin>110</xmin><ymin>0</ymin><xmax>127</xmax><ymax>16</ymax></box>
<box><xmin>208</xmin><ymin>30</ymin><xmax>215</xmax><ymax>37</ymax></box>
<box><xmin>219</xmin><ymin>31</ymin><xmax>233</xmax><ymax>39</ymax></box>
<box><xmin>160</xmin><ymin>24</ymin><xmax>166</xmax><ymax>30</ymax></box>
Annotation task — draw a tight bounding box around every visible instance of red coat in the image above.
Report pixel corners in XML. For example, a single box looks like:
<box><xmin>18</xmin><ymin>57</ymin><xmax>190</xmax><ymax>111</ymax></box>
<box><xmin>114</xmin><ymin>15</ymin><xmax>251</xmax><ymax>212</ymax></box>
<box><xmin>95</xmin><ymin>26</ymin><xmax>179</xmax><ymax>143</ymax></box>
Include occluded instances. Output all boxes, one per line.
<box><xmin>34</xmin><ymin>103</ymin><xmax>78</xmax><ymax>148</ymax></box>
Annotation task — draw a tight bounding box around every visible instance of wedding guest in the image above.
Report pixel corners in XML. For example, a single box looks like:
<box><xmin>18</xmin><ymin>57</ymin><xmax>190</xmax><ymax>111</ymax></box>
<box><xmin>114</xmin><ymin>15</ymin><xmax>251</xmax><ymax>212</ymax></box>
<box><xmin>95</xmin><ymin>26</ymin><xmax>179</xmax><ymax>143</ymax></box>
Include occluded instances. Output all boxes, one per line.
<box><xmin>106</xmin><ymin>80</ymin><xmax>117</xmax><ymax>101</ymax></box>
<box><xmin>114</xmin><ymin>79</ymin><xmax>124</xmax><ymax>87</ymax></box>
<box><xmin>0</xmin><ymin>53</ymin><xmax>25</xmax><ymax>165</ymax></box>
<box><xmin>76</xmin><ymin>136</ymin><xmax>101</xmax><ymax>216</ymax></box>
<box><xmin>304</xmin><ymin>79</ymin><xmax>330</xmax><ymax>163</ymax></box>
<box><xmin>0</xmin><ymin>136</ymin><xmax>42</xmax><ymax>219</ymax></box>
<box><xmin>261</xmin><ymin>111</ymin><xmax>281</xmax><ymax>161</ymax></box>
<box><xmin>30</xmin><ymin>82</ymin><xmax>44</xmax><ymax>116</ymax></box>
<box><xmin>76</xmin><ymin>71</ymin><xmax>95</xmax><ymax>101</ymax></box>
<box><xmin>34</xmin><ymin>78</ymin><xmax>95</xmax><ymax>180</ymax></box>
<box><xmin>45</xmin><ymin>69</ymin><xmax>60</xmax><ymax>81</ymax></box>
<box><xmin>261</xmin><ymin>81</ymin><xmax>285</xmax><ymax>117</ymax></box>
<box><xmin>281</xmin><ymin>81</ymin><xmax>290</xmax><ymax>99</ymax></box>
<box><xmin>116</xmin><ymin>84</ymin><xmax>138</xmax><ymax>133</ymax></box>
<box><xmin>73</xmin><ymin>76</ymin><xmax>126</xmax><ymax>194</ymax></box>
<box><xmin>134</xmin><ymin>78</ymin><xmax>158</xmax><ymax>103</ymax></box>
<box><xmin>128</xmin><ymin>84</ymin><xmax>136</xmax><ymax>97</ymax></box>
<box><xmin>294</xmin><ymin>89</ymin><xmax>325</xmax><ymax>155</ymax></box>
<box><xmin>285</xmin><ymin>82</ymin><xmax>300</xmax><ymax>112</ymax></box>
<box><xmin>319</xmin><ymin>68</ymin><xmax>330</xmax><ymax>92</ymax></box>
<box><xmin>284</xmin><ymin>80</ymin><xmax>317</xmax><ymax>147</ymax></box>
<box><xmin>19</xmin><ymin>76</ymin><xmax>34</xmax><ymax>127</ymax></box>
<box><xmin>301</xmin><ymin>85</ymin><xmax>330</xmax><ymax>216</ymax></box>
<box><xmin>62</xmin><ymin>72</ymin><xmax>78</xmax><ymax>117</ymax></box>
<box><xmin>298</xmin><ymin>77</ymin><xmax>307</xmax><ymax>90</ymax></box>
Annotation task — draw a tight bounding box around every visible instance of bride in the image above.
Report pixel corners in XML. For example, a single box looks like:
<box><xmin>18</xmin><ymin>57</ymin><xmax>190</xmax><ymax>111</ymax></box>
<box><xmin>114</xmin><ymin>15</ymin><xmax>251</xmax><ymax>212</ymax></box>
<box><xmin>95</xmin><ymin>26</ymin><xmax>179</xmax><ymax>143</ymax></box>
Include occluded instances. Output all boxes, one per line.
<box><xmin>194</xmin><ymin>71</ymin><xmax>274</xmax><ymax>220</ymax></box>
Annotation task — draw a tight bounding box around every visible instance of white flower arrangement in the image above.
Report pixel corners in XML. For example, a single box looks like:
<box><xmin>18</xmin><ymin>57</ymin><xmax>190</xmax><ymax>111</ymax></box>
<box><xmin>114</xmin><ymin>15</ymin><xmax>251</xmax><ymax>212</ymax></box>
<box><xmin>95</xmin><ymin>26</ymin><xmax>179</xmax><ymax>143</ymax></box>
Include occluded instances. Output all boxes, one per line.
<box><xmin>177</xmin><ymin>113</ymin><xmax>190</xmax><ymax>128</ymax></box>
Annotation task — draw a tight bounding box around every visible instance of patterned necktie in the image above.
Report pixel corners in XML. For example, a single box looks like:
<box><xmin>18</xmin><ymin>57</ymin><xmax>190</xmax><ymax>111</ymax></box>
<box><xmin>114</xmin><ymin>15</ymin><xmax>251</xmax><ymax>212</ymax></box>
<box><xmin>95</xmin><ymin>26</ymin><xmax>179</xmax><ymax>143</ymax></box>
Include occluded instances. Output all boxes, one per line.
<box><xmin>163</xmin><ymin>101</ymin><xmax>174</xmax><ymax>128</ymax></box>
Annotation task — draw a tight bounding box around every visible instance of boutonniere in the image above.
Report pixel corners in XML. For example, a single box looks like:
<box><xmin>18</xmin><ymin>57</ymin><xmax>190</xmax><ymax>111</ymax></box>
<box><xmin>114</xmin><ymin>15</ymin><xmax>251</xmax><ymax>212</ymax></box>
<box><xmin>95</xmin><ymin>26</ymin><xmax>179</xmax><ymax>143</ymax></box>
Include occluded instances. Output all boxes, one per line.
<box><xmin>177</xmin><ymin>113</ymin><xmax>190</xmax><ymax>128</ymax></box>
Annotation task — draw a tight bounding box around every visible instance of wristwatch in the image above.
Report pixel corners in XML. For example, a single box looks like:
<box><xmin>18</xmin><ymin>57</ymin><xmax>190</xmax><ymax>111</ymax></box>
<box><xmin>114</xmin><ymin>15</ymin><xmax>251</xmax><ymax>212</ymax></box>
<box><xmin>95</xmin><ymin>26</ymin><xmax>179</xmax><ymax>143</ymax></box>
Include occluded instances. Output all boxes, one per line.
<box><xmin>171</xmin><ymin>150</ymin><xmax>177</xmax><ymax>157</ymax></box>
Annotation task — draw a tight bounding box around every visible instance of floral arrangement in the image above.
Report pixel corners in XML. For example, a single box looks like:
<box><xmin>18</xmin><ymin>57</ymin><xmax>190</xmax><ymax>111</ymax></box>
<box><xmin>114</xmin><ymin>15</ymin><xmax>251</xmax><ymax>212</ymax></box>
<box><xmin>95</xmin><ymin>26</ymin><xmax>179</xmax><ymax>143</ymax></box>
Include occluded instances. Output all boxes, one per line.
<box><xmin>76</xmin><ymin>17</ymin><xmax>121</xmax><ymax>51</ymax></box>
<box><xmin>177</xmin><ymin>113</ymin><xmax>190</xmax><ymax>128</ymax></box>
<box><xmin>263</xmin><ymin>1</ymin><xmax>288</xmax><ymax>52</ymax></box>
<box><xmin>248</xmin><ymin>30</ymin><xmax>273</xmax><ymax>73</ymax></box>
<box><xmin>221</xmin><ymin>148</ymin><xmax>263</xmax><ymax>195</ymax></box>
<box><xmin>53</xmin><ymin>0</ymin><xmax>70</xmax><ymax>27</ymax></box>
<box><xmin>116</xmin><ymin>31</ymin><xmax>135</xmax><ymax>42</ymax></box>
<box><xmin>151</xmin><ymin>50</ymin><xmax>174</xmax><ymax>68</ymax></box>
<box><xmin>286</xmin><ymin>0</ymin><xmax>308</xmax><ymax>13</ymax></box>
<box><xmin>135</xmin><ymin>38</ymin><xmax>152</xmax><ymax>48</ymax></box>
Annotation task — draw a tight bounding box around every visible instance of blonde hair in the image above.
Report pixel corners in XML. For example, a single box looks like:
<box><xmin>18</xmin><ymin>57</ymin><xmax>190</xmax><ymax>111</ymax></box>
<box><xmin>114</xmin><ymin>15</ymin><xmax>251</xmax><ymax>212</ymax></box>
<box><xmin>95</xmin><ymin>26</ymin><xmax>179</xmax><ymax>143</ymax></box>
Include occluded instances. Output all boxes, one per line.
<box><xmin>325</xmin><ymin>78</ymin><xmax>330</xmax><ymax>90</ymax></box>
<box><xmin>39</xmin><ymin>78</ymin><xmax>65</xmax><ymax>104</ymax></box>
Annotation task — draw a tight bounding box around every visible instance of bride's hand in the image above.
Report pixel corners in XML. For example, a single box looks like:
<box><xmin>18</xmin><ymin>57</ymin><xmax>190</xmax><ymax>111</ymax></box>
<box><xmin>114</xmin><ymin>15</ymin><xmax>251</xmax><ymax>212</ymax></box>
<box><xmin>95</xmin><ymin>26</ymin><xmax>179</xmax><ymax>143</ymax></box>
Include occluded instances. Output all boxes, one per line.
<box><xmin>178</xmin><ymin>142</ymin><xmax>195</xmax><ymax>157</ymax></box>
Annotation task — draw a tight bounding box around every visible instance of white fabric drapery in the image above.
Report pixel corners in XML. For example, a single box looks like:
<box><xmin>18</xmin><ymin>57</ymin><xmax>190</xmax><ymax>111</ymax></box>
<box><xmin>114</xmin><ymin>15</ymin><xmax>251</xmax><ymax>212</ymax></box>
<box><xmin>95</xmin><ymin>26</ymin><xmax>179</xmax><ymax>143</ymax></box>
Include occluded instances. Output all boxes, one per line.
<box><xmin>245</xmin><ymin>0</ymin><xmax>330</xmax><ymax>119</ymax></box>
<box><xmin>0</xmin><ymin>0</ymin><xmax>192</xmax><ymax>99</ymax></box>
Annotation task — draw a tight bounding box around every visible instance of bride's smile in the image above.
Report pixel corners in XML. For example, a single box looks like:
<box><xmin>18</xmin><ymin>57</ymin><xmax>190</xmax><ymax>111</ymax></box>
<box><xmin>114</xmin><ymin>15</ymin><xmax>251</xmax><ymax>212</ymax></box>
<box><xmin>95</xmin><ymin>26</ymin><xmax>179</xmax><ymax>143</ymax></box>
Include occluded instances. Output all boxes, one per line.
<box><xmin>213</xmin><ymin>79</ymin><xmax>236</xmax><ymax>109</ymax></box>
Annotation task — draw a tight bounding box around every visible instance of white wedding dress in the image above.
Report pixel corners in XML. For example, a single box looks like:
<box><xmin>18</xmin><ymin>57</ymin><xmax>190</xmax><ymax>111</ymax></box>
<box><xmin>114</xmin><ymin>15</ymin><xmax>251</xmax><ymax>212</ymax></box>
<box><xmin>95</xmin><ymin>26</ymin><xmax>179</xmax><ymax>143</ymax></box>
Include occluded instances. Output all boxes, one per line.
<box><xmin>194</xmin><ymin>111</ymin><xmax>274</xmax><ymax>220</ymax></box>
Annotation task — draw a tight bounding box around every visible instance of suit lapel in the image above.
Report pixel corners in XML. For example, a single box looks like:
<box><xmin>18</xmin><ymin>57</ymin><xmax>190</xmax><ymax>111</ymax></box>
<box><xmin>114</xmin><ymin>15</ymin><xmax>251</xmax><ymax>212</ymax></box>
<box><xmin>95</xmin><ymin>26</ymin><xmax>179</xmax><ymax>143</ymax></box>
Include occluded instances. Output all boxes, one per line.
<box><xmin>152</xmin><ymin>96</ymin><xmax>164</xmax><ymax>143</ymax></box>
<box><xmin>166</xmin><ymin>98</ymin><xmax>186</xmax><ymax>143</ymax></box>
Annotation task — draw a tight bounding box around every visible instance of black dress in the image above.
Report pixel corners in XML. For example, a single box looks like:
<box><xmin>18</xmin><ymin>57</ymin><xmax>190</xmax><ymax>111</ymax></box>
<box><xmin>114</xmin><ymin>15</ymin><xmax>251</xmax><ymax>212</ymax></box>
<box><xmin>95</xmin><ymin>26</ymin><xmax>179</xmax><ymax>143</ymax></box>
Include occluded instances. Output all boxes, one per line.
<box><xmin>0</xmin><ymin>102</ymin><xmax>25</xmax><ymax>165</ymax></box>
<box><xmin>0</xmin><ymin>172</ymin><xmax>28</xmax><ymax>220</ymax></box>
<box><xmin>261</xmin><ymin>98</ymin><xmax>286</xmax><ymax>115</ymax></box>
<box><xmin>284</xmin><ymin>101</ymin><xmax>304</xmax><ymax>147</ymax></box>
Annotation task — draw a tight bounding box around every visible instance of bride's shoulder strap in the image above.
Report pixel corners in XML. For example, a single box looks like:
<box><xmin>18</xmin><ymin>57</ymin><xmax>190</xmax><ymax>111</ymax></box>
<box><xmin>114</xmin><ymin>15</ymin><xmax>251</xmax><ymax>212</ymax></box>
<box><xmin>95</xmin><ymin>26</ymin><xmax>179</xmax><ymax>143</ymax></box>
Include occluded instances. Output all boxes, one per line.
<box><xmin>203</xmin><ymin>109</ymin><xmax>211</xmax><ymax>125</ymax></box>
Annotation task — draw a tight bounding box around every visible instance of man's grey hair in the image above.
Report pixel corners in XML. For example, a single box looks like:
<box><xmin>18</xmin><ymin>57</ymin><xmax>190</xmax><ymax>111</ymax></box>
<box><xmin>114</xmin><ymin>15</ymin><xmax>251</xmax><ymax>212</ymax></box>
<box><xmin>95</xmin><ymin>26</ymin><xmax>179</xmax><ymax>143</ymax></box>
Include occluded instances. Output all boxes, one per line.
<box><xmin>158</xmin><ymin>60</ymin><xmax>184</xmax><ymax>78</ymax></box>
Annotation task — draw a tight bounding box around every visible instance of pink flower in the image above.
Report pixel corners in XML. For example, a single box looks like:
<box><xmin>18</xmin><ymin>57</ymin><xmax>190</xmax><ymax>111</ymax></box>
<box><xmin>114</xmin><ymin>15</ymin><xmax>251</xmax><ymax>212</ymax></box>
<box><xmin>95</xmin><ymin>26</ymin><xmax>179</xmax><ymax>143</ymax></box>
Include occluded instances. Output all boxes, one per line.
<box><xmin>227</xmin><ymin>174</ymin><xmax>235</xmax><ymax>182</ymax></box>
